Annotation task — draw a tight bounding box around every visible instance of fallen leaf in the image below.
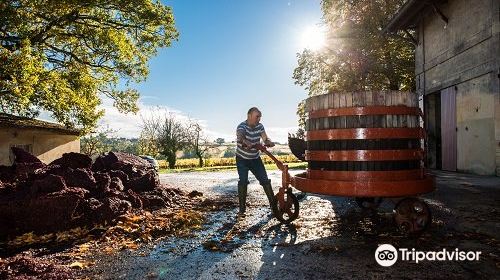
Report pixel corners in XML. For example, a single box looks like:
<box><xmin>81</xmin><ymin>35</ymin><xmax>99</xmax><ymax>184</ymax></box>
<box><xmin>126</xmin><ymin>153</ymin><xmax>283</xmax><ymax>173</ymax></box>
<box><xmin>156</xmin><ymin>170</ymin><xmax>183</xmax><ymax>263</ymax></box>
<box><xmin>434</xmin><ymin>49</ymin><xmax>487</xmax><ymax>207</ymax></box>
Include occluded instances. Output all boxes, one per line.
<box><xmin>69</xmin><ymin>261</ymin><xmax>90</xmax><ymax>269</ymax></box>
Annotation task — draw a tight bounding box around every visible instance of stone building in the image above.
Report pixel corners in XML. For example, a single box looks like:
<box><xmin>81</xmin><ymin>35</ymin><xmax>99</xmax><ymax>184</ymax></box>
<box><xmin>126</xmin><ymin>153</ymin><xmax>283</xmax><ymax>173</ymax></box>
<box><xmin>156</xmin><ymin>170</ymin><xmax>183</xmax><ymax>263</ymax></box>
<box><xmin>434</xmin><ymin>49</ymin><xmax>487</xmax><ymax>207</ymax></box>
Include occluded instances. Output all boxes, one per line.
<box><xmin>0</xmin><ymin>113</ymin><xmax>80</xmax><ymax>165</ymax></box>
<box><xmin>385</xmin><ymin>0</ymin><xmax>500</xmax><ymax>175</ymax></box>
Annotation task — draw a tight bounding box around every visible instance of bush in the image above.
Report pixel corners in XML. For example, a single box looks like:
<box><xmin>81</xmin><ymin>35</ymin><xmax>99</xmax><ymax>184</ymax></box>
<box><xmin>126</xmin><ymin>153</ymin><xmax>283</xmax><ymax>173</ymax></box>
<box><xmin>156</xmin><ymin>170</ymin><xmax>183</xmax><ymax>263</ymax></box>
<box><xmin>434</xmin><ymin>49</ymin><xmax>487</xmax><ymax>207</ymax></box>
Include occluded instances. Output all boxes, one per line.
<box><xmin>223</xmin><ymin>149</ymin><xmax>236</xmax><ymax>158</ymax></box>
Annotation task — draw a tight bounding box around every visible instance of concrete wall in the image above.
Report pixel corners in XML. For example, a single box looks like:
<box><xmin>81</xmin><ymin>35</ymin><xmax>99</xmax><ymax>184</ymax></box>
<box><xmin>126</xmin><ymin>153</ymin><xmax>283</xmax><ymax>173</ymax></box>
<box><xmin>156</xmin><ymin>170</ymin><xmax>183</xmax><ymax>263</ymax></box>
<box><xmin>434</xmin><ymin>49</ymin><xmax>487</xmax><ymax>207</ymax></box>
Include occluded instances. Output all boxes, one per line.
<box><xmin>0</xmin><ymin>128</ymin><xmax>80</xmax><ymax>165</ymax></box>
<box><xmin>456</xmin><ymin>74</ymin><xmax>496</xmax><ymax>174</ymax></box>
<box><xmin>415</xmin><ymin>0</ymin><xmax>500</xmax><ymax>175</ymax></box>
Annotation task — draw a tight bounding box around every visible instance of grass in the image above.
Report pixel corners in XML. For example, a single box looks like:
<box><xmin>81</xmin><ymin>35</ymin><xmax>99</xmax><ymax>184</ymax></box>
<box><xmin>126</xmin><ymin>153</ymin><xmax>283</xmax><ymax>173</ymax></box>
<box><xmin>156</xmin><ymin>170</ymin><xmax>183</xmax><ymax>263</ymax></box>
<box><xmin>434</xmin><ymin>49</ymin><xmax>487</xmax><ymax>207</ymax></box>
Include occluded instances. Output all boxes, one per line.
<box><xmin>159</xmin><ymin>162</ymin><xmax>307</xmax><ymax>174</ymax></box>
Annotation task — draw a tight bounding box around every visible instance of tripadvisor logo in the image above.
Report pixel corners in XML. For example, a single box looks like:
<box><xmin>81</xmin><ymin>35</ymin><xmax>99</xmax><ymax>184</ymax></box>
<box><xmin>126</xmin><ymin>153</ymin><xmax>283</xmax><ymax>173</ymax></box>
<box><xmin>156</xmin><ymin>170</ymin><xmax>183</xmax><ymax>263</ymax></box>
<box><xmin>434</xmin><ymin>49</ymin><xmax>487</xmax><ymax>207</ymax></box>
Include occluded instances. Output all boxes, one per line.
<box><xmin>375</xmin><ymin>244</ymin><xmax>482</xmax><ymax>267</ymax></box>
<box><xmin>375</xmin><ymin>244</ymin><xmax>398</xmax><ymax>267</ymax></box>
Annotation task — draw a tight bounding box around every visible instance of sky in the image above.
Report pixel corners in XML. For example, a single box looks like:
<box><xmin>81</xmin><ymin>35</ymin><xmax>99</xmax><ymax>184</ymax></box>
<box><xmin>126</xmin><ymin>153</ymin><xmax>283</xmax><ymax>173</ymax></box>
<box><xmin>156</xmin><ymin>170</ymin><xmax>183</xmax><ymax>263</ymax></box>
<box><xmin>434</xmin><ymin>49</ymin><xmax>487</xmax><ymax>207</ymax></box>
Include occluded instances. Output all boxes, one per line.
<box><xmin>96</xmin><ymin>0</ymin><xmax>324</xmax><ymax>144</ymax></box>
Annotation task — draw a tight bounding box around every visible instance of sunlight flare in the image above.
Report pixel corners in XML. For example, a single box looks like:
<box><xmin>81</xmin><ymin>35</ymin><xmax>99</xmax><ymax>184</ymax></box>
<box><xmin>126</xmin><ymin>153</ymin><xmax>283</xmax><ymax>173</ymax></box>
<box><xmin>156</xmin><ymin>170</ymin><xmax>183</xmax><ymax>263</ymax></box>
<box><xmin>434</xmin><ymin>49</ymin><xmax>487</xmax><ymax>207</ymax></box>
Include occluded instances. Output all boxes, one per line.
<box><xmin>299</xmin><ymin>24</ymin><xmax>326</xmax><ymax>51</ymax></box>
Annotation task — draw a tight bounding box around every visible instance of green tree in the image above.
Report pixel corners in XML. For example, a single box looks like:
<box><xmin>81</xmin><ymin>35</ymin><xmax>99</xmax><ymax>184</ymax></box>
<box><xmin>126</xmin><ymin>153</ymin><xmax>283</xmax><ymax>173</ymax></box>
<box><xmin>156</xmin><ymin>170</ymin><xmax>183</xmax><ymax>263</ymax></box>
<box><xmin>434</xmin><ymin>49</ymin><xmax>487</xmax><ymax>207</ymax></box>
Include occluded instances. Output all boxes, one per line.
<box><xmin>293</xmin><ymin>0</ymin><xmax>415</xmax><ymax>125</ymax></box>
<box><xmin>188</xmin><ymin>123</ymin><xmax>212</xmax><ymax>167</ymax></box>
<box><xmin>80</xmin><ymin>126</ymin><xmax>116</xmax><ymax>157</ymax></box>
<box><xmin>215</xmin><ymin>138</ymin><xmax>225</xmax><ymax>145</ymax></box>
<box><xmin>140</xmin><ymin>111</ymin><xmax>191</xmax><ymax>169</ymax></box>
<box><xmin>107</xmin><ymin>137</ymin><xmax>139</xmax><ymax>154</ymax></box>
<box><xmin>0</xmin><ymin>0</ymin><xmax>178</xmax><ymax>133</ymax></box>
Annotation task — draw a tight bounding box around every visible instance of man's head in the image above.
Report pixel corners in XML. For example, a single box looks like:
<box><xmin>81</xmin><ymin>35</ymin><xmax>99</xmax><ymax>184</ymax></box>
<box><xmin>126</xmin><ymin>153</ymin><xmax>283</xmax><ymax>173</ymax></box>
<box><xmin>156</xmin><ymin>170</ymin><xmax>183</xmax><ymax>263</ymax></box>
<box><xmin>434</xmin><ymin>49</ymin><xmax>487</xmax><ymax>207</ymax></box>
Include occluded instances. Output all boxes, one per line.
<box><xmin>247</xmin><ymin>107</ymin><xmax>261</xmax><ymax>127</ymax></box>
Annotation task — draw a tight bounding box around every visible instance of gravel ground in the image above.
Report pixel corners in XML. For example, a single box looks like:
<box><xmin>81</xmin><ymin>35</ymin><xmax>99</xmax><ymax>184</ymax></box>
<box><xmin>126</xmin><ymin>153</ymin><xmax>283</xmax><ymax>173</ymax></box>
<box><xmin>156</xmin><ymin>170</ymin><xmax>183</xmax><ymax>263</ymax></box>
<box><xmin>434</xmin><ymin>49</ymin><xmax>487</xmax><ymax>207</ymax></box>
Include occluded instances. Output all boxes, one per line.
<box><xmin>82</xmin><ymin>169</ymin><xmax>500</xmax><ymax>280</ymax></box>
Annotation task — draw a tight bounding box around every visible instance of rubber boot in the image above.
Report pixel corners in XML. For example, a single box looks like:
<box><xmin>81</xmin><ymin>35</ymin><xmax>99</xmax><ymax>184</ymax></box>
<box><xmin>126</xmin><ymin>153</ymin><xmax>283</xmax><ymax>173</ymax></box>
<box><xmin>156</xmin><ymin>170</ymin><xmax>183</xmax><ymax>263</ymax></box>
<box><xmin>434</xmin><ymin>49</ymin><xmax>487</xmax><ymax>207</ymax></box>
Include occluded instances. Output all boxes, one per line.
<box><xmin>238</xmin><ymin>181</ymin><xmax>248</xmax><ymax>215</ymax></box>
<box><xmin>261</xmin><ymin>179</ymin><xmax>278</xmax><ymax>216</ymax></box>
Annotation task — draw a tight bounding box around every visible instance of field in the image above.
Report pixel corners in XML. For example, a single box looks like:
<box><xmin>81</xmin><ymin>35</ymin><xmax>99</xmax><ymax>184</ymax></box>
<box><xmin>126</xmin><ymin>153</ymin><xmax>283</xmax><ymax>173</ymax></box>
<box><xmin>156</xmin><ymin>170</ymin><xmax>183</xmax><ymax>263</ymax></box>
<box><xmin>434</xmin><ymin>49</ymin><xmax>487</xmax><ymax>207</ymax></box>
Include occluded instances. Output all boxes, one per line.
<box><xmin>158</xmin><ymin>154</ymin><xmax>300</xmax><ymax>169</ymax></box>
<box><xmin>156</xmin><ymin>143</ymin><xmax>298</xmax><ymax>170</ymax></box>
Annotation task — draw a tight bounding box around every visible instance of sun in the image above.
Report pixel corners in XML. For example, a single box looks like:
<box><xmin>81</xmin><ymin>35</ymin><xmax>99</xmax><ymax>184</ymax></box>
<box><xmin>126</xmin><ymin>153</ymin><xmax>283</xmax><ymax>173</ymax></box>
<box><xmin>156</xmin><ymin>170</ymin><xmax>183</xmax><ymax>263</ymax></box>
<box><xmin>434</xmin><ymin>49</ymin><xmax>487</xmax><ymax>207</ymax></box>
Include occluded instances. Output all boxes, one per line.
<box><xmin>299</xmin><ymin>24</ymin><xmax>326</xmax><ymax>51</ymax></box>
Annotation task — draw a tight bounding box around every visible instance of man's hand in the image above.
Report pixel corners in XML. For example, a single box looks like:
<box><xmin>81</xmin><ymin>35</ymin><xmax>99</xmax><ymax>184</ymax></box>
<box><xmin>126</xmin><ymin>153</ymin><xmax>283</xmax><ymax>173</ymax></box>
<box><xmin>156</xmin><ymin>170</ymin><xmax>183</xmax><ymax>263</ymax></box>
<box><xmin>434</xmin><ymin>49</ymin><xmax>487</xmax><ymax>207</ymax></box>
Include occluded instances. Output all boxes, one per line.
<box><xmin>264</xmin><ymin>139</ymin><xmax>275</xmax><ymax>148</ymax></box>
<box><xmin>254</xmin><ymin>143</ymin><xmax>266</xmax><ymax>151</ymax></box>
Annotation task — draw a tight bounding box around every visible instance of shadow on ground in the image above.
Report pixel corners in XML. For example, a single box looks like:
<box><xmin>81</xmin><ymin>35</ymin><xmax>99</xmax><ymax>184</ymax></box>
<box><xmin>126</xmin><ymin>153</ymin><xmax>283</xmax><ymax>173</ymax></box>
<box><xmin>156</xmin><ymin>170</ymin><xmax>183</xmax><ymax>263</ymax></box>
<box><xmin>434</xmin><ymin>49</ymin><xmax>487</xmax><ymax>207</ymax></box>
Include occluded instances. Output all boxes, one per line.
<box><xmin>81</xmin><ymin>170</ymin><xmax>500</xmax><ymax>279</ymax></box>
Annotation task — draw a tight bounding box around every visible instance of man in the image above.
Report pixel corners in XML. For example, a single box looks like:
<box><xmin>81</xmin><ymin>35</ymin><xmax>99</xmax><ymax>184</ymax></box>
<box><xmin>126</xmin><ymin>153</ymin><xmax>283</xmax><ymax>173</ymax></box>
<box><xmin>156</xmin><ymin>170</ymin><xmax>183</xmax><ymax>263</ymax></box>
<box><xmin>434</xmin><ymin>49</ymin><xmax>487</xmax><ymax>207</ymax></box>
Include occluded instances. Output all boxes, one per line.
<box><xmin>236</xmin><ymin>107</ymin><xmax>277</xmax><ymax>217</ymax></box>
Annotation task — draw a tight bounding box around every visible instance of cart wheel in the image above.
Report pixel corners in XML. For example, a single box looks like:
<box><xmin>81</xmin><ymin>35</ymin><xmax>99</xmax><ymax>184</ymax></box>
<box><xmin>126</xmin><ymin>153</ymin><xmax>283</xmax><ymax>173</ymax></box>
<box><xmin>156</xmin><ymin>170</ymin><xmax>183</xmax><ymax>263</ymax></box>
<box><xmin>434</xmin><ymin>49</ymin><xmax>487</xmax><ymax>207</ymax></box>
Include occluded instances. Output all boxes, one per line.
<box><xmin>274</xmin><ymin>191</ymin><xmax>299</xmax><ymax>224</ymax></box>
<box><xmin>394</xmin><ymin>197</ymin><xmax>432</xmax><ymax>234</ymax></box>
<box><xmin>355</xmin><ymin>197</ymin><xmax>383</xmax><ymax>210</ymax></box>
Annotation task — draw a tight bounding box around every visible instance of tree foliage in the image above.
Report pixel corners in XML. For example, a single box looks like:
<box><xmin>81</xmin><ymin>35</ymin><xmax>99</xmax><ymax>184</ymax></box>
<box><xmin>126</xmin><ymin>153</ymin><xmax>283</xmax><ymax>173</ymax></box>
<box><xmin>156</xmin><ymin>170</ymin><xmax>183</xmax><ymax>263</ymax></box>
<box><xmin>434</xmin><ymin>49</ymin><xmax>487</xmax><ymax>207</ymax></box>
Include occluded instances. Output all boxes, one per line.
<box><xmin>0</xmin><ymin>0</ymin><xmax>178</xmax><ymax>133</ymax></box>
<box><xmin>188</xmin><ymin>123</ymin><xmax>212</xmax><ymax>167</ymax></box>
<box><xmin>215</xmin><ymin>138</ymin><xmax>225</xmax><ymax>145</ymax></box>
<box><xmin>80</xmin><ymin>126</ymin><xmax>139</xmax><ymax>157</ymax></box>
<box><xmin>80</xmin><ymin>126</ymin><xmax>116</xmax><ymax>157</ymax></box>
<box><xmin>139</xmin><ymin>111</ymin><xmax>194</xmax><ymax>169</ymax></box>
<box><xmin>293</xmin><ymin>0</ymin><xmax>415</xmax><ymax>125</ymax></box>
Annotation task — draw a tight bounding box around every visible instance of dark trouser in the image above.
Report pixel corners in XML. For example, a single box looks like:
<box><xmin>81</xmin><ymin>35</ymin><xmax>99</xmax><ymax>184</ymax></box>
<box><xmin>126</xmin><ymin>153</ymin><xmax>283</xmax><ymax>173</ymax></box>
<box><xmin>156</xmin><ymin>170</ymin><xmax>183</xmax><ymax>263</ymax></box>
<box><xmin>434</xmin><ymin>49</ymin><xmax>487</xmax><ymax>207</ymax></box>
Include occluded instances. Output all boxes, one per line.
<box><xmin>236</xmin><ymin>156</ymin><xmax>275</xmax><ymax>214</ymax></box>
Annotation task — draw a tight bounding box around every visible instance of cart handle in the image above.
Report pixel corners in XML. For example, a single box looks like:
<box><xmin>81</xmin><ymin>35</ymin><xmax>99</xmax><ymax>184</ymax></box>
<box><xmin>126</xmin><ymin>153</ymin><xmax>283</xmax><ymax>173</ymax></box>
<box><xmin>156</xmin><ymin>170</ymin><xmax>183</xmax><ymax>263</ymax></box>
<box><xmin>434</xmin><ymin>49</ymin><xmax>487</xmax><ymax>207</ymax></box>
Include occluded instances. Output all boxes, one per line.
<box><xmin>255</xmin><ymin>143</ymin><xmax>285</xmax><ymax>171</ymax></box>
<box><xmin>255</xmin><ymin>143</ymin><xmax>292</xmax><ymax>189</ymax></box>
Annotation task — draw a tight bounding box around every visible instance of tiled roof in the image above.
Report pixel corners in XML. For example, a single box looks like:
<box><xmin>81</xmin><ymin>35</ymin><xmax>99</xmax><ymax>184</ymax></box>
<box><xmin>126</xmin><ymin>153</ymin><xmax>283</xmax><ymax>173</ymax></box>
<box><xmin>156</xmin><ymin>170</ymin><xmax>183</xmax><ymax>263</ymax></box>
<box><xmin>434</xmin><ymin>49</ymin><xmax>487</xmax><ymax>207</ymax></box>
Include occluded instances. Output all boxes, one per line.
<box><xmin>0</xmin><ymin>113</ymin><xmax>80</xmax><ymax>135</ymax></box>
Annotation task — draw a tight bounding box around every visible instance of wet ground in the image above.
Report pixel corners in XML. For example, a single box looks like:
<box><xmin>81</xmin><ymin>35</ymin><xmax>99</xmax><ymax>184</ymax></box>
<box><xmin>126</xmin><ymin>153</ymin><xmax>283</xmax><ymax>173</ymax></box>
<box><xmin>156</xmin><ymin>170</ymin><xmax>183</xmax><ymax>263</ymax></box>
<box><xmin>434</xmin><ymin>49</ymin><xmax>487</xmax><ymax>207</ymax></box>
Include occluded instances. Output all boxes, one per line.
<box><xmin>82</xmin><ymin>170</ymin><xmax>500</xmax><ymax>279</ymax></box>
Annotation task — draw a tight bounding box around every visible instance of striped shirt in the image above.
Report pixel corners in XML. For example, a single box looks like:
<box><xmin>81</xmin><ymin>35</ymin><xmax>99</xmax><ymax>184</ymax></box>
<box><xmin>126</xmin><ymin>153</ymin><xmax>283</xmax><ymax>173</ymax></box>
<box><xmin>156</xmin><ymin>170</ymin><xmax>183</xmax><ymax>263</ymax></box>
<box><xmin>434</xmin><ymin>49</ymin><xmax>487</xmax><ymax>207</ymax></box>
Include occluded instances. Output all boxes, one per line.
<box><xmin>236</xmin><ymin>121</ymin><xmax>265</xmax><ymax>159</ymax></box>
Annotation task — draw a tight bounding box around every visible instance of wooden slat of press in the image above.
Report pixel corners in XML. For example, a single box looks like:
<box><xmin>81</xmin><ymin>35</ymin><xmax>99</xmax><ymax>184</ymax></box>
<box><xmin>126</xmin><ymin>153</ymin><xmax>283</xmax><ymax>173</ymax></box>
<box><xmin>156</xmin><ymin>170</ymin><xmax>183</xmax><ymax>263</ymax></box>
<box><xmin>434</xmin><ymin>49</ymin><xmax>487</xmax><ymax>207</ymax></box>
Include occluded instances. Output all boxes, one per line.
<box><xmin>374</xmin><ymin>91</ymin><xmax>381</xmax><ymax>171</ymax></box>
<box><xmin>366</xmin><ymin>91</ymin><xmax>373</xmax><ymax>128</ymax></box>
<box><xmin>395</xmin><ymin>91</ymin><xmax>402</xmax><ymax>128</ymax></box>
<box><xmin>328</xmin><ymin>93</ymin><xmax>334</xmax><ymax>109</ymax></box>
<box><xmin>339</xmin><ymin>93</ymin><xmax>347</xmax><ymax>170</ymax></box>
<box><xmin>367</xmin><ymin>138</ymin><xmax>375</xmax><ymax>171</ymax></box>
<box><xmin>334</xmin><ymin>93</ymin><xmax>341</xmax><ymax>129</ymax></box>
<box><xmin>393</xmin><ymin>91</ymin><xmax>398</xmax><ymax>127</ymax></box>
<box><xmin>328</xmin><ymin>113</ymin><xmax>334</xmax><ymax>130</ymax></box>
<box><xmin>346</xmin><ymin>92</ymin><xmax>353</xmax><ymax>108</ymax></box>
<box><xmin>359</xmin><ymin>92</ymin><xmax>368</xmax><ymax>171</ymax></box>
<box><xmin>319</xmin><ymin>95</ymin><xmax>326</xmax><ymax>129</ymax></box>
<box><xmin>373</xmin><ymin>91</ymin><xmax>380</xmax><ymax>126</ymax></box>
<box><xmin>395</xmin><ymin>93</ymin><xmax>402</xmax><ymax>171</ymax></box>
<box><xmin>323</xmin><ymin>94</ymin><xmax>329</xmax><ymax>110</ymax></box>
<box><xmin>400</xmin><ymin>91</ymin><xmax>409</xmax><ymax>127</ymax></box>
<box><xmin>347</xmin><ymin>92</ymin><xmax>361</xmax><ymax>127</ymax></box>
<box><xmin>347</xmin><ymin>137</ymin><xmax>354</xmax><ymax>171</ymax></box>
<box><xmin>401</xmin><ymin>91</ymin><xmax>409</xmax><ymax>127</ymax></box>
<box><xmin>346</xmin><ymin>92</ymin><xmax>363</xmax><ymax>170</ymax></box>
<box><xmin>339</xmin><ymin>92</ymin><xmax>346</xmax><ymax>128</ymax></box>
<box><xmin>386</xmin><ymin>91</ymin><xmax>393</xmax><ymax>128</ymax></box>
<box><xmin>360</xmin><ymin>91</ymin><xmax>366</xmax><ymax>127</ymax></box>
<box><xmin>392</xmin><ymin>91</ymin><xmax>398</xmax><ymax>127</ymax></box>
<box><xmin>375</xmin><ymin>91</ymin><xmax>386</xmax><ymax>128</ymax></box>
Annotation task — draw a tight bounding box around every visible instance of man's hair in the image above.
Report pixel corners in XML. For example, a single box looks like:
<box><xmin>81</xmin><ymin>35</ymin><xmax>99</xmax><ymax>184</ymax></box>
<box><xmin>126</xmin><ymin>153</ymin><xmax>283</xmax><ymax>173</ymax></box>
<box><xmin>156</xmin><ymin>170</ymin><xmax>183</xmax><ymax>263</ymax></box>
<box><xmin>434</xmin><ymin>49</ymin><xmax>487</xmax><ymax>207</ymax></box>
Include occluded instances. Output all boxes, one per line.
<box><xmin>247</xmin><ymin>107</ymin><xmax>261</xmax><ymax>115</ymax></box>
